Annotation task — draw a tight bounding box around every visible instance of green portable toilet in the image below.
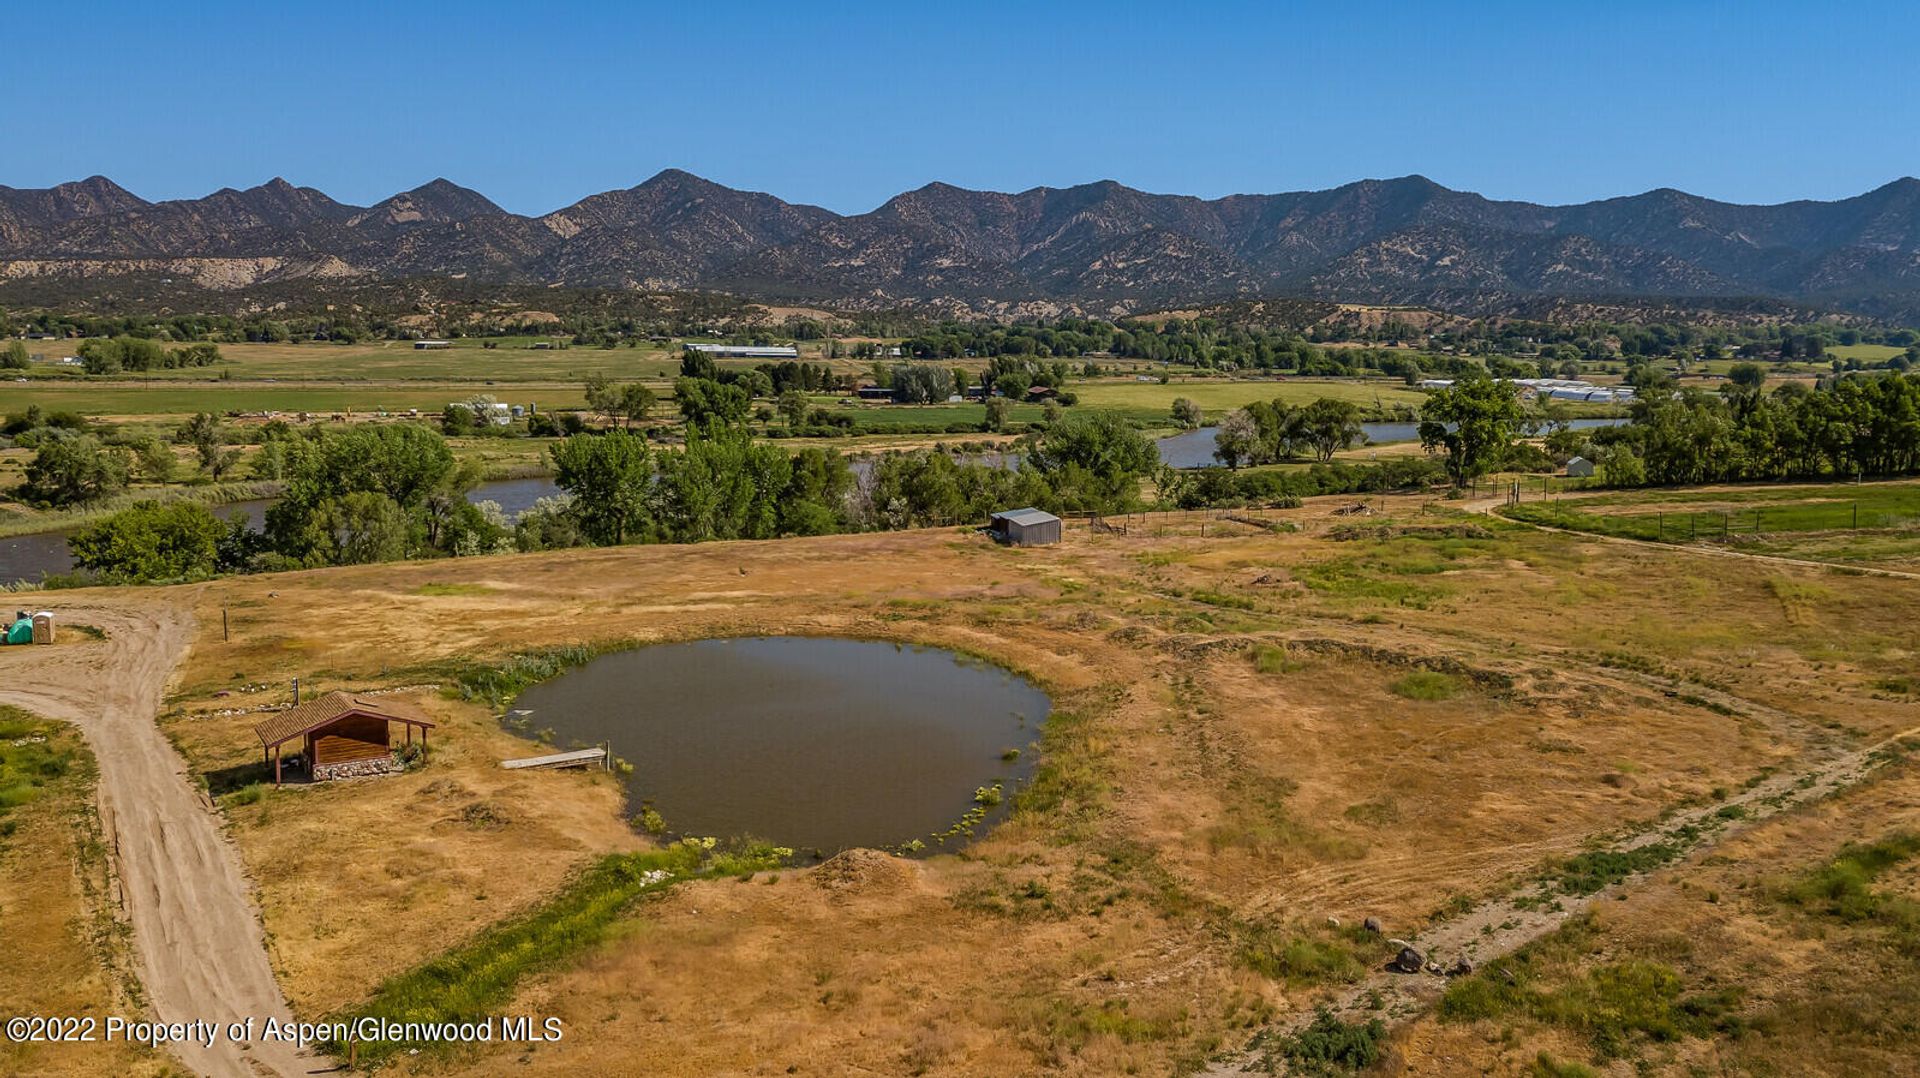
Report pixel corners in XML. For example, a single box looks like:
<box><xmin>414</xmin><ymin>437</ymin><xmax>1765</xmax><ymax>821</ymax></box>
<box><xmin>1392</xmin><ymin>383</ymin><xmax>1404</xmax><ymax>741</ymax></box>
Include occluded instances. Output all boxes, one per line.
<box><xmin>6</xmin><ymin>619</ymin><xmax>33</xmax><ymax>645</ymax></box>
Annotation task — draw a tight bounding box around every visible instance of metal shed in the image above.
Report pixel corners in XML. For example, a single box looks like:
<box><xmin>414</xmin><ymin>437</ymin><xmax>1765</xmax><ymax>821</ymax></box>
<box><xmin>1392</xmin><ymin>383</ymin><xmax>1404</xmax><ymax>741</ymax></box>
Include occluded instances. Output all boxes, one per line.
<box><xmin>1565</xmin><ymin>455</ymin><xmax>1595</xmax><ymax>478</ymax></box>
<box><xmin>988</xmin><ymin>508</ymin><xmax>1062</xmax><ymax>547</ymax></box>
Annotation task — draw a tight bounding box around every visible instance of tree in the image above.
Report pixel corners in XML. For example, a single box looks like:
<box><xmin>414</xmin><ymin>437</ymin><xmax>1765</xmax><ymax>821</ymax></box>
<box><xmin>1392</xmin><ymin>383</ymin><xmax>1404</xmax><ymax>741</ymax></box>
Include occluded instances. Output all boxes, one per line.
<box><xmin>312</xmin><ymin>491</ymin><xmax>412</xmax><ymax>565</ymax></box>
<box><xmin>674</xmin><ymin>377</ymin><xmax>750</xmax><ymax>428</ymax></box>
<box><xmin>776</xmin><ymin>389</ymin><xmax>810</xmax><ymax>429</ymax></box>
<box><xmin>1030</xmin><ymin>411</ymin><xmax>1158</xmax><ymax>512</ymax></box>
<box><xmin>982</xmin><ymin>396</ymin><xmax>1011</xmax><ymax>433</ymax></box>
<box><xmin>69</xmin><ymin>501</ymin><xmax>226</xmax><ymax>581</ymax></box>
<box><xmin>1213</xmin><ymin>408</ymin><xmax>1259</xmax><ymax>469</ymax></box>
<box><xmin>1297</xmin><ymin>398</ymin><xmax>1364</xmax><ymax>463</ymax></box>
<box><xmin>618</xmin><ymin>383</ymin><xmax>657</xmax><ymax>430</ymax></box>
<box><xmin>584</xmin><ymin>374</ymin><xmax>621</xmax><ymax>428</ymax></box>
<box><xmin>1170</xmin><ymin>397</ymin><xmax>1203</xmax><ymax>430</ymax></box>
<box><xmin>0</xmin><ymin>340</ymin><xmax>28</xmax><ymax>370</ymax></box>
<box><xmin>549</xmin><ymin>430</ymin><xmax>652</xmax><ymax>545</ymax></box>
<box><xmin>264</xmin><ymin>424</ymin><xmax>457</xmax><ymax>564</ymax></box>
<box><xmin>1418</xmin><ymin>379</ymin><xmax>1524</xmax><ymax>486</ymax></box>
<box><xmin>179</xmin><ymin>412</ymin><xmax>240</xmax><ymax>480</ymax></box>
<box><xmin>128</xmin><ymin>436</ymin><xmax>176</xmax><ymax>483</ymax></box>
<box><xmin>890</xmin><ymin>363</ymin><xmax>950</xmax><ymax>404</ymax></box>
<box><xmin>23</xmin><ymin>434</ymin><xmax>129</xmax><ymax>506</ymax></box>
<box><xmin>654</xmin><ymin>427</ymin><xmax>791</xmax><ymax>542</ymax></box>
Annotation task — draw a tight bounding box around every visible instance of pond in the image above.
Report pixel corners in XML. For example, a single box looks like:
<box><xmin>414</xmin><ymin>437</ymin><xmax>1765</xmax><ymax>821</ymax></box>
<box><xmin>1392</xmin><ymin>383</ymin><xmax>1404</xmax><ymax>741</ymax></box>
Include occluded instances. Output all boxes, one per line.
<box><xmin>508</xmin><ymin>636</ymin><xmax>1051</xmax><ymax>855</ymax></box>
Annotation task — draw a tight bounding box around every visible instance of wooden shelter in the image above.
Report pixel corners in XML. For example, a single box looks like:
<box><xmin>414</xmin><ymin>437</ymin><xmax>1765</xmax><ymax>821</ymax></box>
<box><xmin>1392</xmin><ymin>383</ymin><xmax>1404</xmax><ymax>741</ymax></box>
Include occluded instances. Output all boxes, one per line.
<box><xmin>253</xmin><ymin>691</ymin><xmax>435</xmax><ymax>786</ymax></box>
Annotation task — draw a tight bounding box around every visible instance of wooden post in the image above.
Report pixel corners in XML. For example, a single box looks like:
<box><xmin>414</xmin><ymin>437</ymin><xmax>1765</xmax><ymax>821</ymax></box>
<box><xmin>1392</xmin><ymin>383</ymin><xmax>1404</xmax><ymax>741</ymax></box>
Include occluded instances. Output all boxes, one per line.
<box><xmin>222</xmin><ymin>607</ymin><xmax>229</xmax><ymax>642</ymax></box>
<box><xmin>274</xmin><ymin>746</ymin><xmax>282</xmax><ymax>787</ymax></box>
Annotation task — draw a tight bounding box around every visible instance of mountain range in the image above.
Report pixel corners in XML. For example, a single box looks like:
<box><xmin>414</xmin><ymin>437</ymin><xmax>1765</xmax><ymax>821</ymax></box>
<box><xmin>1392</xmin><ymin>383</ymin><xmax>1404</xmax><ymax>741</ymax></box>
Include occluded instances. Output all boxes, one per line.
<box><xmin>3</xmin><ymin>171</ymin><xmax>1919</xmax><ymax>317</ymax></box>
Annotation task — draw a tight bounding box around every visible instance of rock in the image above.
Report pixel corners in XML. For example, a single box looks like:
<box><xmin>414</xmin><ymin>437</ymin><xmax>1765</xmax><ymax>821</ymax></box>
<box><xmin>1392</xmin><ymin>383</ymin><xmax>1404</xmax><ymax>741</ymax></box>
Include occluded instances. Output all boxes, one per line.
<box><xmin>1363</xmin><ymin>916</ymin><xmax>1383</xmax><ymax>934</ymax></box>
<box><xmin>1425</xmin><ymin>961</ymin><xmax>1445</xmax><ymax>975</ymax></box>
<box><xmin>1386</xmin><ymin>937</ymin><xmax>1412</xmax><ymax>950</ymax></box>
<box><xmin>1447</xmin><ymin>958</ymin><xmax>1475</xmax><ymax>977</ymax></box>
<box><xmin>1326</xmin><ymin>916</ymin><xmax>1341</xmax><ymax>928</ymax></box>
<box><xmin>1389</xmin><ymin>947</ymin><xmax>1424</xmax><ymax>974</ymax></box>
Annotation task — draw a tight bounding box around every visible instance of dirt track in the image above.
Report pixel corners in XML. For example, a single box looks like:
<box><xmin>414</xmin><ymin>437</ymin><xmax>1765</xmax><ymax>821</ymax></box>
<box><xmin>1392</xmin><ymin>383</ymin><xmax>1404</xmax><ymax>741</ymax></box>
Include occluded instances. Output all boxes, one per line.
<box><xmin>0</xmin><ymin>598</ymin><xmax>309</xmax><ymax>1078</ymax></box>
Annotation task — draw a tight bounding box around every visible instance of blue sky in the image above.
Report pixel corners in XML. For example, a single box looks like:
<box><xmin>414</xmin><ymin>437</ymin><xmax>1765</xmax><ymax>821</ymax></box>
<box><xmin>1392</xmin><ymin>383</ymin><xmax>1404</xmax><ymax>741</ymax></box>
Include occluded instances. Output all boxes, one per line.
<box><xmin>8</xmin><ymin>1</ymin><xmax>1917</xmax><ymax>215</ymax></box>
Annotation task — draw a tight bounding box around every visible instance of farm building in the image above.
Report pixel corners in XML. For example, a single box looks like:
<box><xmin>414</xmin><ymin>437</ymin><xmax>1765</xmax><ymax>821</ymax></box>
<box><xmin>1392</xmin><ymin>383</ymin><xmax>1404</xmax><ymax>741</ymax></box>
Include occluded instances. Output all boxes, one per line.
<box><xmin>414</xmin><ymin>339</ymin><xmax>452</xmax><ymax>350</ymax></box>
<box><xmin>856</xmin><ymin>385</ymin><xmax>894</xmax><ymax>400</ymax></box>
<box><xmin>253</xmin><ymin>691</ymin><xmax>434</xmax><ymax>785</ymax></box>
<box><xmin>684</xmin><ymin>344</ymin><xmax>800</xmax><ymax>359</ymax></box>
<box><xmin>1565</xmin><ymin>455</ymin><xmax>1595</xmax><ymax>478</ymax></box>
<box><xmin>988</xmin><ymin>508</ymin><xmax>1062</xmax><ymax>547</ymax></box>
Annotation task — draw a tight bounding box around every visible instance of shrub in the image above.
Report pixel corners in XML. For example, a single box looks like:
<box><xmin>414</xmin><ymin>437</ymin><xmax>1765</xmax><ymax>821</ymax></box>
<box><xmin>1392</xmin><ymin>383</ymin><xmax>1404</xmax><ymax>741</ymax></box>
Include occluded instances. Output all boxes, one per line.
<box><xmin>1390</xmin><ymin>670</ymin><xmax>1460</xmax><ymax>701</ymax></box>
<box><xmin>1273</xmin><ymin>1008</ymin><xmax>1385</xmax><ymax>1073</ymax></box>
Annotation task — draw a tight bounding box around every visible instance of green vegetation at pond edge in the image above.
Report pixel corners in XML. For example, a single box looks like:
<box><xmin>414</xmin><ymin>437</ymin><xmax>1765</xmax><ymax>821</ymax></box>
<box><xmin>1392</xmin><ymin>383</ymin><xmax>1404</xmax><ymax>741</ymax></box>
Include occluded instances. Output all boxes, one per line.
<box><xmin>329</xmin><ymin>839</ymin><xmax>789</xmax><ymax>1065</ymax></box>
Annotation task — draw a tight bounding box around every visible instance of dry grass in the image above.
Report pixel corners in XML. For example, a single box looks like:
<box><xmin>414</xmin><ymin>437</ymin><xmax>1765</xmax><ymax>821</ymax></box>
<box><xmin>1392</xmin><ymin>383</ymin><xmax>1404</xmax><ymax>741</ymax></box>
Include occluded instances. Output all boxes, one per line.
<box><xmin>1391</xmin><ymin>755</ymin><xmax>1920</xmax><ymax>1075</ymax></box>
<box><xmin>0</xmin><ymin>719</ymin><xmax>167</xmax><ymax>1078</ymax></box>
<box><xmin>110</xmin><ymin>490</ymin><xmax>1920</xmax><ymax>1075</ymax></box>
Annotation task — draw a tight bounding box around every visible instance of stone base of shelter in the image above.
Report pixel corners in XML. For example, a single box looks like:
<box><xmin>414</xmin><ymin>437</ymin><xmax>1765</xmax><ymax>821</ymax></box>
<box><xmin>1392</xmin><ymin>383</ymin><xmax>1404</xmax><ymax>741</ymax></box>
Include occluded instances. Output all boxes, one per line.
<box><xmin>312</xmin><ymin>755</ymin><xmax>403</xmax><ymax>783</ymax></box>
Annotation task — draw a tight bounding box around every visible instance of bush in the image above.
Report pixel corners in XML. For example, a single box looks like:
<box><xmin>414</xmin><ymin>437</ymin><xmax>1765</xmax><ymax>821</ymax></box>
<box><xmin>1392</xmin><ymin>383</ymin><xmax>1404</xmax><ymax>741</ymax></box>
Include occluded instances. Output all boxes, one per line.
<box><xmin>68</xmin><ymin>501</ymin><xmax>227</xmax><ymax>582</ymax></box>
<box><xmin>1390</xmin><ymin>670</ymin><xmax>1460</xmax><ymax>700</ymax></box>
<box><xmin>1273</xmin><ymin>1008</ymin><xmax>1385</xmax><ymax>1073</ymax></box>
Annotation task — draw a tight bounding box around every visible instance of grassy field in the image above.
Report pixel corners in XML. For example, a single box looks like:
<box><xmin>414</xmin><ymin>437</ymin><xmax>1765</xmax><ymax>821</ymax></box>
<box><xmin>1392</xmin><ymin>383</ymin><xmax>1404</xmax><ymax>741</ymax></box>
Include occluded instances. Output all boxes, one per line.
<box><xmin>0</xmin><ymin>380</ymin><xmax>591</xmax><ymax>418</ymax></box>
<box><xmin>23</xmin><ymin>338</ymin><xmax>680</xmax><ymax>383</ymax></box>
<box><xmin>1826</xmin><ymin>342</ymin><xmax>1910</xmax><ymax>364</ymax></box>
<box><xmin>104</xmin><ymin>482</ymin><xmax>1916</xmax><ymax>1075</ymax></box>
<box><xmin>1504</xmin><ymin>480</ymin><xmax>1920</xmax><ymax>540</ymax></box>
<box><xmin>0</xmin><ymin>710</ymin><xmax>162</xmax><ymax>1078</ymax></box>
<box><xmin>1072</xmin><ymin>377</ymin><xmax>1426</xmax><ymax>423</ymax></box>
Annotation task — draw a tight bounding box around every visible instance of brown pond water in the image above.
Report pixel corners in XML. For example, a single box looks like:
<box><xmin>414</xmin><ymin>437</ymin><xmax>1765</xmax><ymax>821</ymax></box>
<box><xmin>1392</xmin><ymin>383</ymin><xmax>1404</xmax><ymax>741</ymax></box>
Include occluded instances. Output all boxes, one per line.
<box><xmin>508</xmin><ymin>637</ymin><xmax>1050</xmax><ymax>855</ymax></box>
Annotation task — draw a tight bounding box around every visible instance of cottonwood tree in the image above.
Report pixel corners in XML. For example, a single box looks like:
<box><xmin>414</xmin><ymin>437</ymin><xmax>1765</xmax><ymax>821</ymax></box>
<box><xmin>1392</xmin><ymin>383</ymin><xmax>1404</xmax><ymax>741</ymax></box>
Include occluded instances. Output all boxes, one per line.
<box><xmin>1297</xmin><ymin>398</ymin><xmax>1365</xmax><ymax>463</ymax></box>
<box><xmin>1418</xmin><ymin>377</ymin><xmax>1524</xmax><ymax>486</ymax></box>
<box><xmin>23</xmin><ymin>434</ymin><xmax>129</xmax><ymax>506</ymax></box>
<box><xmin>180</xmin><ymin>412</ymin><xmax>241</xmax><ymax>480</ymax></box>
<box><xmin>550</xmin><ymin>430</ymin><xmax>652</xmax><ymax>545</ymax></box>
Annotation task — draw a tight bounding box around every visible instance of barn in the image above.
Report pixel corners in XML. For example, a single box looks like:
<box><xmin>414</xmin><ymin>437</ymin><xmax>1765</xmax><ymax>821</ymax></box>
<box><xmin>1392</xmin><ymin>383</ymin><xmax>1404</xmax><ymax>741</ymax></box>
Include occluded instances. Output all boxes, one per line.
<box><xmin>253</xmin><ymin>691</ymin><xmax>435</xmax><ymax>785</ymax></box>
<box><xmin>988</xmin><ymin>508</ymin><xmax>1062</xmax><ymax>547</ymax></box>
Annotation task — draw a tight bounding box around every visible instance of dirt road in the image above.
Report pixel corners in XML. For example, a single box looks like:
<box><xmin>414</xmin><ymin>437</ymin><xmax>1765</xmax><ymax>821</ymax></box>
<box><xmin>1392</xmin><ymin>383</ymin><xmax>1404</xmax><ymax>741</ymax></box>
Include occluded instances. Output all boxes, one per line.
<box><xmin>0</xmin><ymin>599</ymin><xmax>310</xmax><ymax>1078</ymax></box>
<box><xmin>1201</xmin><ymin>717</ymin><xmax>1920</xmax><ymax>1075</ymax></box>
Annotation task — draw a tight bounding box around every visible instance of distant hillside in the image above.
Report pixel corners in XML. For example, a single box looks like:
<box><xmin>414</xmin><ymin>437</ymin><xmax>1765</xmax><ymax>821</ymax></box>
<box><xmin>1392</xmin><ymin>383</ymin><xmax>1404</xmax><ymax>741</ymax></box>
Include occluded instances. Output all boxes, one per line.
<box><xmin>3</xmin><ymin>171</ymin><xmax>1918</xmax><ymax>318</ymax></box>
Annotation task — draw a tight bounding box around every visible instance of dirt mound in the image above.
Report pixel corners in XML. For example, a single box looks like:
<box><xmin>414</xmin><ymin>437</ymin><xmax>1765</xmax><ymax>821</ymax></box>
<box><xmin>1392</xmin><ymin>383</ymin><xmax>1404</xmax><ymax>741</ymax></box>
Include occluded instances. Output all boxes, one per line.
<box><xmin>810</xmin><ymin>848</ymin><xmax>917</xmax><ymax>896</ymax></box>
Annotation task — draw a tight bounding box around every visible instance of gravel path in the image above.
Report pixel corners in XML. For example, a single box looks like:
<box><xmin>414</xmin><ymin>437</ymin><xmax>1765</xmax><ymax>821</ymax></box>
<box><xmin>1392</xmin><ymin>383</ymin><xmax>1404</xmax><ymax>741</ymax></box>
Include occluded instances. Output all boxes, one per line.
<box><xmin>0</xmin><ymin>599</ymin><xmax>311</xmax><ymax>1078</ymax></box>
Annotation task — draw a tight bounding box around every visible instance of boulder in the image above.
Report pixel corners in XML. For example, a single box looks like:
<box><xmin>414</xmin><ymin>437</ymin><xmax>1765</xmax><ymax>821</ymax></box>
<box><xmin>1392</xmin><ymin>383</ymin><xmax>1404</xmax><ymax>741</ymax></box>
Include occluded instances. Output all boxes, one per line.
<box><xmin>1447</xmin><ymin>958</ymin><xmax>1475</xmax><ymax>977</ymax></box>
<box><xmin>1389</xmin><ymin>946</ymin><xmax>1424</xmax><ymax>974</ymax></box>
<box><xmin>1363</xmin><ymin>916</ymin><xmax>1383</xmax><ymax>934</ymax></box>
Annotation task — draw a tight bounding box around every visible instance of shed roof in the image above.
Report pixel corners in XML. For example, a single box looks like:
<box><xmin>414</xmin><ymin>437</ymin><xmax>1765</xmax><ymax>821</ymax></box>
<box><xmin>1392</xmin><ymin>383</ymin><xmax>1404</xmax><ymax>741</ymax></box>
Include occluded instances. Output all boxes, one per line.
<box><xmin>254</xmin><ymin>691</ymin><xmax>435</xmax><ymax>749</ymax></box>
<box><xmin>991</xmin><ymin>507</ymin><xmax>1061</xmax><ymax>527</ymax></box>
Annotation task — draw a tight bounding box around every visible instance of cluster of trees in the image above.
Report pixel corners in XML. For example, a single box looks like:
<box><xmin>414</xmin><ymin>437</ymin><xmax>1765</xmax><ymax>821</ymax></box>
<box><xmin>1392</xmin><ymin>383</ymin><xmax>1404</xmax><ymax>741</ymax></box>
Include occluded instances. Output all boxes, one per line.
<box><xmin>1564</xmin><ymin>372</ymin><xmax>1920</xmax><ymax>486</ymax></box>
<box><xmin>67</xmin><ymin>402</ymin><xmax>1167</xmax><ymax>582</ymax></box>
<box><xmin>1431</xmin><ymin>319</ymin><xmax>1920</xmax><ymax>365</ymax></box>
<box><xmin>1211</xmin><ymin>398</ymin><xmax>1368</xmax><ymax>468</ymax></box>
<box><xmin>76</xmin><ymin>338</ymin><xmax>222</xmax><ymax>374</ymax></box>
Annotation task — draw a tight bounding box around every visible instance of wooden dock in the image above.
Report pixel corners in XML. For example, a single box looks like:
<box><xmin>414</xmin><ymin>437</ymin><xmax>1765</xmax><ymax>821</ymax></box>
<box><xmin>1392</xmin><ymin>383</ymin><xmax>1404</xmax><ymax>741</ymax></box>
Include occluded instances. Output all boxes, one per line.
<box><xmin>500</xmin><ymin>747</ymin><xmax>608</xmax><ymax>771</ymax></box>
